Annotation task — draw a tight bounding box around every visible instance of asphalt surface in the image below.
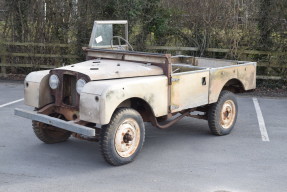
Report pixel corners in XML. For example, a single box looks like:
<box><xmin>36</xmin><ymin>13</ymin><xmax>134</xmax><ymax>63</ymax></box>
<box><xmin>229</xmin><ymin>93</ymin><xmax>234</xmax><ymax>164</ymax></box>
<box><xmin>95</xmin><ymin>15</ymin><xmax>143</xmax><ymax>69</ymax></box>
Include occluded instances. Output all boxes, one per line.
<box><xmin>0</xmin><ymin>80</ymin><xmax>287</xmax><ymax>192</ymax></box>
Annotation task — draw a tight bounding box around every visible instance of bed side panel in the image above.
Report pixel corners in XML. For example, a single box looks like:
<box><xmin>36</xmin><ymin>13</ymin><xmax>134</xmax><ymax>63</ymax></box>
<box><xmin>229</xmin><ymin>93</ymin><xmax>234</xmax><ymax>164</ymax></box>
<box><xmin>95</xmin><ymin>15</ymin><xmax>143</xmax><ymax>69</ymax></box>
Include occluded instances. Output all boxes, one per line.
<box><xmin>209</xmin><ymin>63</ymin><xmax>256</xmax><ymax>103</ymax></box>
<box><xmin>171</xmin><ymin>70</ymin><xmax>209</xmax><ymax>112</ymax></box>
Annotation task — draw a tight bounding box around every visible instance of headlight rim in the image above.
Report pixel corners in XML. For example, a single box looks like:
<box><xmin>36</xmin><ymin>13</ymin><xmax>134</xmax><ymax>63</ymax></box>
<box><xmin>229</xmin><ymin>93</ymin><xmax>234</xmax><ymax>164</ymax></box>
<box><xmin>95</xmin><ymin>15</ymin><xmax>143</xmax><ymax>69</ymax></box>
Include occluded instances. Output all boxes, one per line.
<box><xmin>76</xmin><ymin>78</ymin><xmax>87</xmax><ymax>94</ymax></box>
<box><xmin>49</xmin><ymin>74</ymin><xmax>60</xmax><ymax>90</ymax></box>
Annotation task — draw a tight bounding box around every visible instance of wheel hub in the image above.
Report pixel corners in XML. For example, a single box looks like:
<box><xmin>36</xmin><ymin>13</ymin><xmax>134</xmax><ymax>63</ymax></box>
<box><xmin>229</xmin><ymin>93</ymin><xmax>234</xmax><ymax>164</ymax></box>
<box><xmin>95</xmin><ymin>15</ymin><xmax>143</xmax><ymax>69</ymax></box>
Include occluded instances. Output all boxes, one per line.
<box><xmin>220</xmin><ymin>100</ymin><xmax>236</xmax><ymax>129</ymax></box>
<box><xmin>114</xmin><ymin>118</ymin><xmax>140</xmax><ymax>158</ymax></box>
<box><xmin>123</xmin><ymin>133</ymin><xmax>133</xmax><ymax>143</ymax></box>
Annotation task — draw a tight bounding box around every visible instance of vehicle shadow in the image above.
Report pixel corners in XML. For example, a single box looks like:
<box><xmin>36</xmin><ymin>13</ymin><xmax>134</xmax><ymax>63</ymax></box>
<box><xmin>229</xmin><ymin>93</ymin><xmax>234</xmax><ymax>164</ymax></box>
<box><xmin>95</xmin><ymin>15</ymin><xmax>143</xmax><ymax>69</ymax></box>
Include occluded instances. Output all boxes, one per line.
<box><xmin>23</xmin><ymin>118</ymin><xmax>209</xmax><ymax>162</ymax></box>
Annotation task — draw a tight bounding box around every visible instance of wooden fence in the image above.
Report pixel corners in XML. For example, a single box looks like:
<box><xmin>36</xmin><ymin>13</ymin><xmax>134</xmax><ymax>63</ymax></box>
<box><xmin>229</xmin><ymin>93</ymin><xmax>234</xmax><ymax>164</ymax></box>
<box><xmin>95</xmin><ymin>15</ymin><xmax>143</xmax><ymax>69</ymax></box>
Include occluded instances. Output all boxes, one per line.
<box><xmin>0</xmin><ymin>42</ymin><xmax>286</xmax><ymax>80</ymax></box>
<box><xmin>0</xmin><ymin>42</ymin><xmax>79</xmax><ymax>77</ymax></box>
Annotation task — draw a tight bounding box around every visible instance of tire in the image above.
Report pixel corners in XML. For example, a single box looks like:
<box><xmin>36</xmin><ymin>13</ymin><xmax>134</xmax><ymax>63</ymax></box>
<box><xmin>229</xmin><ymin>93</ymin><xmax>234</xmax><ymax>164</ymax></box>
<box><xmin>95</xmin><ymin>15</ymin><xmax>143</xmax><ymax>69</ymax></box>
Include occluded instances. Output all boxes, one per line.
<box><xmin>32</xmin><ymin>120</ymin><xmax>71</xmax><ymax>144</ymax></box>
<box><xmin>208</xmin><ymin>90</ymin><xmax>238</xmax><ymax>136</ymax></box>
<box><xmin>100</xmin><ymin>108</ymin><xmax>145</xmax><ymax>166</ymax></box>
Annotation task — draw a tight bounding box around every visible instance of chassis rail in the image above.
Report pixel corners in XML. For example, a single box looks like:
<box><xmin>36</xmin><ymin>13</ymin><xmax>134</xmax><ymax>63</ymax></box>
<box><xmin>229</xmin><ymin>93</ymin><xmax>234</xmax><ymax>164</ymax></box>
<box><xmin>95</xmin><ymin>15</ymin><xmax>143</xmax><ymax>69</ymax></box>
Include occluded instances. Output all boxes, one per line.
<box><xmin>14</xmin><ymin>108</ymin><xmax>96</xmax><ymax>136</ymax></box>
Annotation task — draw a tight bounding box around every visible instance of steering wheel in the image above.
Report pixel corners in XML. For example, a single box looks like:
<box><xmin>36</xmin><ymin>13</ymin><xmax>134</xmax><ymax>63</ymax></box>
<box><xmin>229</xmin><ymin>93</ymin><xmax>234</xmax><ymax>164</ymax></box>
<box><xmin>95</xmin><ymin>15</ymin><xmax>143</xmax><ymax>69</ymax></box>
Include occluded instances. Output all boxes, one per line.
<box><xmin>110</xmin><ymin>36</ymin><xmax>134</xmax><ymax>51</ymax></box>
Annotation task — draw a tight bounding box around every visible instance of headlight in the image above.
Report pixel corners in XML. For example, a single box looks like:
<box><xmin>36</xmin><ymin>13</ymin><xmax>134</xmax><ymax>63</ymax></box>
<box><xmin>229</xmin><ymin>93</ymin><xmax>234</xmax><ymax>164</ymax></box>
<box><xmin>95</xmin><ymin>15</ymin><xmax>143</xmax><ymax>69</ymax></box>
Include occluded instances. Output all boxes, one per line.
<box><xmin>49</xmin><ymin>74</ymin><xmax>59</xmax><ymax>89</ymax></box>
<box><xmin>76</xmin><ymin>79</ymin><xmax>86</xmax><ymax>94</ymax></box>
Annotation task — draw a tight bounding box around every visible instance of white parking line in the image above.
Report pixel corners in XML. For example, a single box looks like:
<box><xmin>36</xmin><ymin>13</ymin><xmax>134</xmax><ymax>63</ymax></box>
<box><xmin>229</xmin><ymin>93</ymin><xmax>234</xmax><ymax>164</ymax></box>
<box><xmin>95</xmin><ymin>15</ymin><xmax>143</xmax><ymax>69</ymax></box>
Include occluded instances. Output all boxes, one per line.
<box><xmin>0</xmin><ymin>98</ymin><xmax>24</xmax><ymax>108</ymax></box>
<box><xmin>253</xmin><ymin>97</ymin><xmax>270</xmax><ymax>142</ymax></box>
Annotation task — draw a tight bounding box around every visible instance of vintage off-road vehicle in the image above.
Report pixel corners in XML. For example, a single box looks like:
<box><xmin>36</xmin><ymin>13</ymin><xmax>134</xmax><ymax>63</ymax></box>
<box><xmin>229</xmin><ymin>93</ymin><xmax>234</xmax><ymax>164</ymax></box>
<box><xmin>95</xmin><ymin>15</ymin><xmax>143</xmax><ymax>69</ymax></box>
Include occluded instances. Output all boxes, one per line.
<box><xmin>15</xmin><ymin>20</ymin><xmax>256</xmax><ymax>166</ymax></box>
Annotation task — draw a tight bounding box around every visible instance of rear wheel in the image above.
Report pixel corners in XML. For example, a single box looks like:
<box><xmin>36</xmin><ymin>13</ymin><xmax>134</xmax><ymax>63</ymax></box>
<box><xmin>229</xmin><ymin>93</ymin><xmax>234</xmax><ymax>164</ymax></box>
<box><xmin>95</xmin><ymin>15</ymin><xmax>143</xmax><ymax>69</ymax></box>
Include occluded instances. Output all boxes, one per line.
<box><xmin>100</xmin><ymin>108</ymin><xmax>145</xmax><ymax>166</ymax></box>
<box><xmin>208</xmin><ymin>91</ymin><xmax>238</xmax><ymax>136</ymax></box>
<box><xmin>32</xmin><ymin>114</ymin><xmax>71</xmax><ymax>144</ymax></box>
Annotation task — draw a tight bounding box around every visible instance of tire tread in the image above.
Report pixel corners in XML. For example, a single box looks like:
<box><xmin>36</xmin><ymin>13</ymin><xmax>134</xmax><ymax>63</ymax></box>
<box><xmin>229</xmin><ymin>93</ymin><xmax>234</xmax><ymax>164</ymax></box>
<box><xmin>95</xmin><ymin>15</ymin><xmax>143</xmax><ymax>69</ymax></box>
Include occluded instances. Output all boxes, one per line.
<box><xmin>100</xmin><ymin>108</ymin><xmax>145</xmax><ymax>166</ymax></box>
<box><xmin>208</xmin><ymin>90</ymin><xmax>238</xmax><ymax>136</ymax></box>
<box><xmin>32</xmin><ymin>121</ymin><xmax>71</xmax><ymax>144</ymax></box>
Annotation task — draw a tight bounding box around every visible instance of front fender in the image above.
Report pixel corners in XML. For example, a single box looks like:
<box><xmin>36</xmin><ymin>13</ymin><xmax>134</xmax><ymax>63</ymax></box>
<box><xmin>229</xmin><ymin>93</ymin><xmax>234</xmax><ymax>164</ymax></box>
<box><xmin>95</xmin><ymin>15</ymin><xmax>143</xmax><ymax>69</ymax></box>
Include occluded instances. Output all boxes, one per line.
<box><xmin>24</xmin><ymin>70</ymin><xmax>53</xmax><ymax>108</ymax></box>
<box><xmin>79</xmin><ymin>76</ymin><xmax>168</xmax><ymax>125</ymax></box>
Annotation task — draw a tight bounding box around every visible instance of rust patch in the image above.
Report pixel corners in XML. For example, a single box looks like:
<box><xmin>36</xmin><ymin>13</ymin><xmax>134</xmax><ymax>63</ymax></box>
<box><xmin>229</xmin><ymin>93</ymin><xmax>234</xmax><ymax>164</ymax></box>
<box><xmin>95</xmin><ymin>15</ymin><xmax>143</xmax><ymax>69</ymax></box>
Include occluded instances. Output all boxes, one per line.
<box><xmin>49</xmin><ymin>70</ymin><xmax>91</xmax><ymax>110</ymax></box>
<box><xmin>38</xmin><ymin>104</ymin><xmax>79</xmax><ymax>121</ymax></box>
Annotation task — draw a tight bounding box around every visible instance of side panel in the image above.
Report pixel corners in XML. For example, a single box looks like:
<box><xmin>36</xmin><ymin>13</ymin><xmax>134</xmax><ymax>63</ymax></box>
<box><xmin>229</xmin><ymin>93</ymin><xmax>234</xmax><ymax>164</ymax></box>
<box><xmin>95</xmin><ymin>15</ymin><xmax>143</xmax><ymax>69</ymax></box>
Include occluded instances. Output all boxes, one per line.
<box><xmin>237</xmin><ymin>63</ymin><xmax>257</xmax><ymax>90</ymax></box>
<box><xmin>24</xmin><ymin>70</ymin><xmax>53</xmax><ymax>108</ymax></box>
<box><xmin>79</xmin><ymin>76</ymin><xmax>168</xmax><ymax>125</ymax></box>
<box><xmin>171</xmin><ymin>70</ymin><xmax>209</xmax><ymax>112</ymax></box>
<box><xmin>209</xmin><ymin>63</ymin><xmax>256</xmax><ymax>103</ymax></box>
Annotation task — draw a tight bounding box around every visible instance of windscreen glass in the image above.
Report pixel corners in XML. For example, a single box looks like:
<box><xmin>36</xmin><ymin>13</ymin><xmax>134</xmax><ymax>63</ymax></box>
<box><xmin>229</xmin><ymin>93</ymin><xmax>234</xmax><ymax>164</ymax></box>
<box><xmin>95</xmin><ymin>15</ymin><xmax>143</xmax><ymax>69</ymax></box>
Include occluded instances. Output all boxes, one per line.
<box><xmin>92</xmin><ymin>24</ymin><xmax>113</xmax><ymax>47</ymax></box>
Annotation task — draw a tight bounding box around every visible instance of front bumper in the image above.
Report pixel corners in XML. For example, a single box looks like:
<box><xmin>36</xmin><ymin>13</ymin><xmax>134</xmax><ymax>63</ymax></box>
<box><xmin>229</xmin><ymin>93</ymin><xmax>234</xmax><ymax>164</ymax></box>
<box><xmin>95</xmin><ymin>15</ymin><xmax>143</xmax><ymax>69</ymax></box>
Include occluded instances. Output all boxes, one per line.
<box><xmin>14</xmin><ymin>108</ymin><xmax>96</xmax><ymax>136</ymax></box>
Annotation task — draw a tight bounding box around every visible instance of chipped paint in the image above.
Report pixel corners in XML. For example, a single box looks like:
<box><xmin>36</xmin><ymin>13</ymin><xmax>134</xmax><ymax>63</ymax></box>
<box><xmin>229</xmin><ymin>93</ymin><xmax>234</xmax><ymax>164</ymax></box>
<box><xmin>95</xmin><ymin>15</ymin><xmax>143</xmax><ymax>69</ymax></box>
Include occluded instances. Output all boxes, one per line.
<box><xmin>57</xmin><ymin>59</ymin><xmax>164</xmax><ymax>80</ymax></box>
<box><xmin>24</xmin><ymin>70</ymin><xmax>53</xmax><ymax>108</ymax></box>
<box><xmin>80</xmin><ymin>76</ymin><xmax>168</xmax><ymax>125</ymax></box>
<box><xmin>171</xmin><ymin>69</ymin><xmax>210</xmax><ymax>113</ymax></box>
<box><xmin>209</xmin><ymin>63</ymin><xmax>256</xmax><ymax>103</ymax></box>
<box><xmin>23</xmin><ymin>49</ymin><xmax>256</xmax><ymax>128</ymax></box>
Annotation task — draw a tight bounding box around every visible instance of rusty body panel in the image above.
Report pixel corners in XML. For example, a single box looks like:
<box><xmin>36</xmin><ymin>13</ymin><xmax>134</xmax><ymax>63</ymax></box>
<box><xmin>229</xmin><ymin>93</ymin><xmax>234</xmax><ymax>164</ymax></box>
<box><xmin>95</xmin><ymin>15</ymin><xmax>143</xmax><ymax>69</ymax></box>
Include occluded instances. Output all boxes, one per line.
<box><xmin>208</xmin><ymin>62</ymin><xmax>256</xmax><ymax>103</ymax></box>
<box><xmin>79</xmin><ymin>76</ymin><xmax>168</xmax><ymax>125</ymax></box>
<box><xmin>49</xmin><ymin>70</ymin><xmax>90</xmax><ymax>110</ymax></box>
<box><xmin>171</xmin><ymin>69</ymin><xmax>210</xmax><ymax>113</ymax></box>
<box><xmin>56</xmin><ymin>59</ymin><xmax>164</xmax><ymax>81</ymax></box>
<box><xmin>85</xmin><ymin>48</ymin><xmax>170</xmax><ymax>65</ymax></box>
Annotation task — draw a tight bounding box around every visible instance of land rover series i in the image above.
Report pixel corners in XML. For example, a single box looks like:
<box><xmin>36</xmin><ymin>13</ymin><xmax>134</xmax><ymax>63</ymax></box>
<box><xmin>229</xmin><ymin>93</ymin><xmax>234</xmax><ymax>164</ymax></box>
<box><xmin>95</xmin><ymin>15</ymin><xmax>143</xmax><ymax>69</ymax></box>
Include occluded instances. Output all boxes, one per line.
<box><xmin>15</xmin><ymin>20</ymin><xmax>256</xmax><ymax>166</ymax></box>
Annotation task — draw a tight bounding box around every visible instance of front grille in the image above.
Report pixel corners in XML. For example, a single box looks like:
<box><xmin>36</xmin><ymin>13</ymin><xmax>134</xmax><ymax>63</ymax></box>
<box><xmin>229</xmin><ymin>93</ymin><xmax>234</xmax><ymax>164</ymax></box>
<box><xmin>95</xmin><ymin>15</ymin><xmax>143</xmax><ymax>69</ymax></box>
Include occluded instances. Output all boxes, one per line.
<box><xmin>49</xmin><ymin>70</ymin><xmax>90</xmax><ymax>109</ymax></box>
<box><xmin>62</xmin><ymin>74</ymin><xmax>77</xmax><ymax>106</ymax></box>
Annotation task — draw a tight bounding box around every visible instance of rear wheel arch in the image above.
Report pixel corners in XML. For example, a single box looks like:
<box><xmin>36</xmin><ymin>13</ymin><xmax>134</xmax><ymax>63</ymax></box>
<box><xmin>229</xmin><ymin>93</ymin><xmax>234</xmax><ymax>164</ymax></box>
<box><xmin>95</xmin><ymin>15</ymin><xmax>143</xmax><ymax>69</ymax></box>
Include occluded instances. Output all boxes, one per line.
<box><xmin>222</xmin><ymin>78</ymin><xmax>246</xmax><ymax>93</ymax></box>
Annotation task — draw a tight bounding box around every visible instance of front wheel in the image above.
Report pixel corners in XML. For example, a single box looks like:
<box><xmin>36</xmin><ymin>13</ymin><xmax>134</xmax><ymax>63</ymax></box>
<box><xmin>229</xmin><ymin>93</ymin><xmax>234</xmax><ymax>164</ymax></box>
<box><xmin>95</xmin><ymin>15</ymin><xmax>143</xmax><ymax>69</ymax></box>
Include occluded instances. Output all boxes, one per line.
<box><xmin>32</xmin><ymin>121</ymin><xmax>71</xmax><ymax>144</ymax></box>
<box><xmin>100</xmin><ymin>108</ymin><xmax>145</xmax><ymax>166</ymax></box>
<box><xmin>208</xmin><ymin>90</ymin><xmax>238</xmax><ymax>136</ymax></box>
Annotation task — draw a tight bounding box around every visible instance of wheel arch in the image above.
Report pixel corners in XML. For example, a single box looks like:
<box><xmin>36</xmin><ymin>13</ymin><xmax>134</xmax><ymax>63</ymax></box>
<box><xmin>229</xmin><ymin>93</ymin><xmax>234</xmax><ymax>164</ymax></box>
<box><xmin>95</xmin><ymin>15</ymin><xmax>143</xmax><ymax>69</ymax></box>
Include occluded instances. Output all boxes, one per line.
<box><xmin>222</xmin><ymin>78</ymin><xmax>246</xmax><ymax>93</ymax></box>
<box><xmin>209</xmin><ymin>78</ymin><xmax>246</xmax><ymax>104</ymax></box>
<box><xmin>115</xmin><ymin>97</ymin><xmax>156</xmax><ymax>122</ymax></box>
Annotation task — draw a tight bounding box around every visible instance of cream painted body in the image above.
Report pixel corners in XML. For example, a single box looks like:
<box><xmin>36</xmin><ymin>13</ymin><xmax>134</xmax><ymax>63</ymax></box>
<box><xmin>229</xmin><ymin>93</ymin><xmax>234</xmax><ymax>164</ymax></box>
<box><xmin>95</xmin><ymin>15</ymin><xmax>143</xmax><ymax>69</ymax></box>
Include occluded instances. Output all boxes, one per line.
<box><xmin>23</xmin><ymin>55</ymin><xmax>256</xmax><ymax>126</ymax></box>
<box><xmin>24</xmin><ymin>70</ymin><xmax>53</xmax><ymax>108</ymax></box>
<box><xmin>57</xmin><ymin>59</ymin><xmax>163</xmax><ymax>80</ymax></box>
<box><xmin>170</xmin><ymin>61</ymin><xmax>256</xmax><ymax>113</ymax></box>
<box><xmin>79</xmin><ymin>76</ymin><xmax>168</xmax><ymax>125</ymax></box>
<box><xmin>208</xmin><ymin>63</ymin><xmax>256</xmax><ymax>103</ymax></box>
<box><xmin>171</xmin><ymin>69</ymin><xmax>210</xmax><ymax>113</ymax></box>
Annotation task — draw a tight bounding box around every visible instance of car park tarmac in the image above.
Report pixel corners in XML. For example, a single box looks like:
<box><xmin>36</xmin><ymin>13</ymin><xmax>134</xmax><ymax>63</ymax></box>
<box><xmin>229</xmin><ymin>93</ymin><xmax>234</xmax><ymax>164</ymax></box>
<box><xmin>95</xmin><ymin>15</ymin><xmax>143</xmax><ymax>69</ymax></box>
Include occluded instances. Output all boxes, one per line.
<box><xmin>0</xmin><ymin>80</ymin><xmax>286</xmax><ymax>192</ymax></box>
